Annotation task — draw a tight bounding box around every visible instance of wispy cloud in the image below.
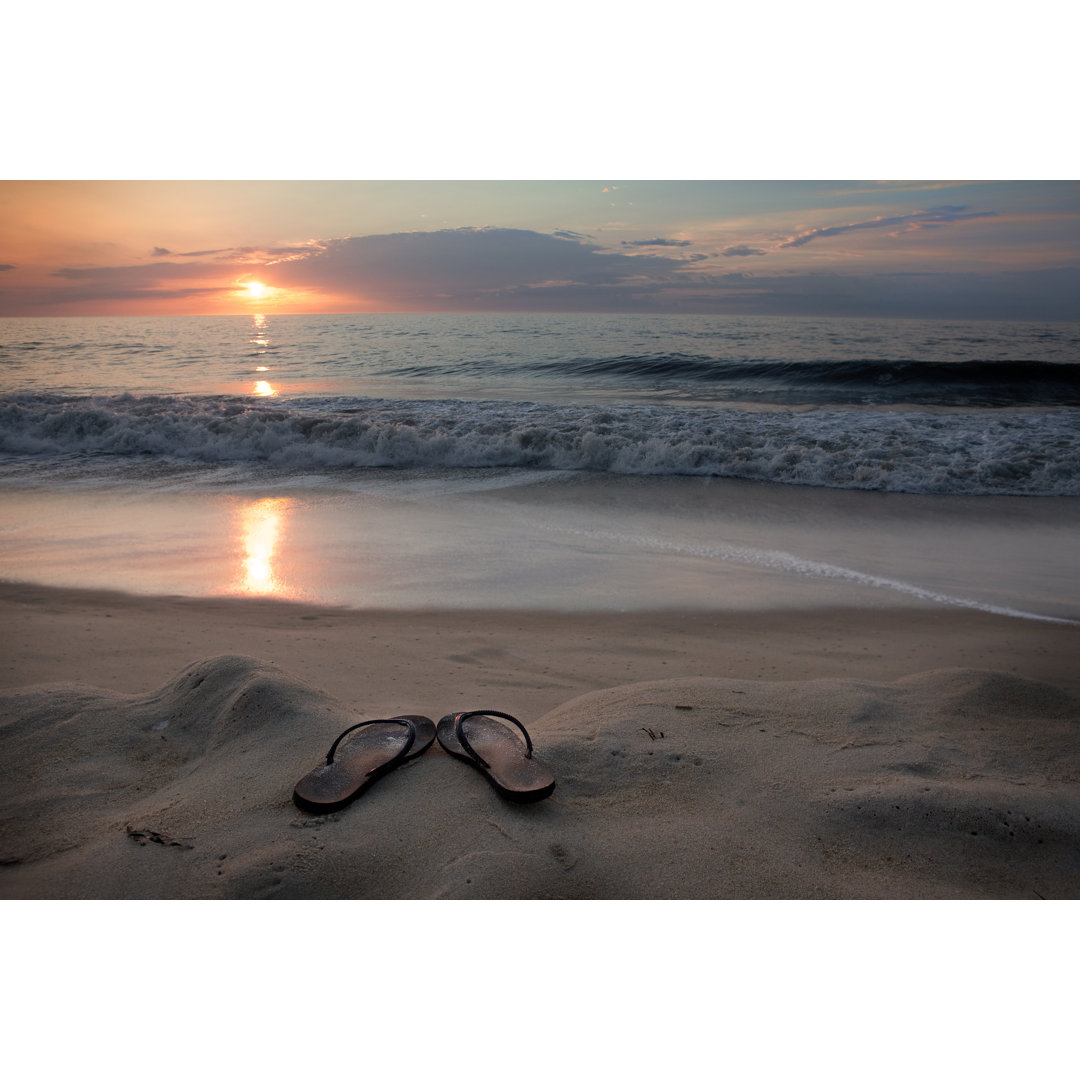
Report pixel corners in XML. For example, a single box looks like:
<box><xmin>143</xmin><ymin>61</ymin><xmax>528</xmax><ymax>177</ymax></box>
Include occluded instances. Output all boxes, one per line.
<box><xmin>0</xmin><ymin>263</ymin><xmax>15</xmax><ymax>271</ymax></box>
<box><xmin>152</xmin><ymin>244</ymin><xmax>321</xmax><ymax>262</ymax></box>
<box><xmin>44</xmin><ymin>259</ymin><xmax>239</xmax><ymax>305</ymax></box>
<box><xmin>822</xmin><ymin>181</ymin><xmax>994</xmax><ymax>198</ymax></box>
<box><xmin>720</xmin><ymin>245</ymin><xmax>767</xmax><ymax>257</ymax></box>
<box><xmin>173</xmin><ymin>247</ymin><xmax>233</xmax><ymax>258</ymax></box>
<box><xmin>54</xmin><ymin>261</ymin><xmax>221</xmax><ymax>283</ymax></box>
<box><xmin>780</xmin><ymin>205</ymin><xmax>997</xmax><ymax>248</ymax></box>
<box><xmin>621</xmin><ymin>238</ymin><xmax>691</xmax><ymax>248</ymax></box>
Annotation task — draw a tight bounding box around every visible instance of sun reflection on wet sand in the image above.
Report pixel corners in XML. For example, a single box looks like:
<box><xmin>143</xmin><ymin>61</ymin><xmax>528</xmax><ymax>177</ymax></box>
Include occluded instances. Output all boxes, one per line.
<box><xmin>235</xmin><ymin>497</ymin><xmax>294</xmax><ymax>596</ymax></box>
<box><xmin>253</xmin><ymin>380</ymin><xmax>276</xmax><ymax>396</ymax></box>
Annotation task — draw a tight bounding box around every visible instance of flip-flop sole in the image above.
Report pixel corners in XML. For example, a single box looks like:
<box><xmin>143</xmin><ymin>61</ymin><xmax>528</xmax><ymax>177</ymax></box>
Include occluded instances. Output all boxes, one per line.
<box><xmin>437</xmin><ymin>712</ymin><xmax>556</xmax><ymax>802</ymax></box>
<box><xmin>293</xmin><ymin>715</ymin><xmax>434</xmax><ymax>813</ymax></box>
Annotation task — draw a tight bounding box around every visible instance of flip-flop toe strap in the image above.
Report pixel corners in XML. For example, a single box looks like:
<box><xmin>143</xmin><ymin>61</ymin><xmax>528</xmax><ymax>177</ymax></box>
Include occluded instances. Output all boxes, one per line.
<box><xmin>454</xmin><ymin>710</ymin><xmax>533</xmax><ymax>769</ymax></box>
<box><xmin>326</xmin><ymin>717</ymin><xmax>416</xmax><ymax>772</ymax></box>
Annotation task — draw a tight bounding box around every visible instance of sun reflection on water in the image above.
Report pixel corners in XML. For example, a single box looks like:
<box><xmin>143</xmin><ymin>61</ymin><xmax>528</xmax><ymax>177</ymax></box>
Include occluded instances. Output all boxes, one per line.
<box><xmin>235</xmin><ymin>497</ymin><xmax>294</xmax><ymax>596</ymax></box>
<box><xmin>249</xmin><ymin>314</ymin><xmax>277</xmax><ymax>395</ymax></box>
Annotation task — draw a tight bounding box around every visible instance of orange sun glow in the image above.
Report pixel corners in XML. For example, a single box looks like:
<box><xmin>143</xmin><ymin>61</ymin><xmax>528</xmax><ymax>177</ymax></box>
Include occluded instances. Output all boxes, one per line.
<box><xmin>245</xmin><ymin>281</ymin><xmax>271</xmax><ymax>299</ymax></box>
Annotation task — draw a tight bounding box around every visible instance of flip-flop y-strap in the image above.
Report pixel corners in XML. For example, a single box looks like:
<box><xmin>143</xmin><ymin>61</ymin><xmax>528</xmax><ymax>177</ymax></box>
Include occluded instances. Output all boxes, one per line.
<box><xmin>437</xmin><ymin>710</ymin><xmax>556</xmax><ymax>802</ymax></box>
<box><xmin>329</xmin><ymin>714</ymin><xmax>436</xmax><ymax>762</ymax></box>
<box><xmin>293</xmin><ymin>715</ymin><xmax>434</xmax><ymax>813</ymax></box>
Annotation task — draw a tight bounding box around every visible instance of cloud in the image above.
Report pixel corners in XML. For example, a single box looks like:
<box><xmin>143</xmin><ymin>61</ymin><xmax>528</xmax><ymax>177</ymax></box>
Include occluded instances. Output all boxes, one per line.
<box><xmin>272</xmin><ymin>227</ymin><xmax>688</xmax><ymax>306</ymax></box>
<box><xmin>268</xmin><ymin>226</ymin><xmax>1080</xmax><ymax>318</ymax></box>
<box><xmin>780</xmin><ymin>205</ymin><xmax>997</xmax><ymax>248</ymax></box>
<box><xmin>165</xmin><ymin>244</ymin><xmax>319</xmax><ymax>261</ymax></box>
<box><xmin>15</xmin><ymin>222</ymin><xmax>1078</xmax><ymax>321</ymax></box>
<box><xmin>0</xmin><ymin>263</ymin><xmax>15</xmax><ymax>271</ymax></box>
<box><xmin>5</xmin><ymin>229</ymin><xmax>696</xmax><ymax>313</ymax></box>
<box><xmin>41</xmin><ymin>258</ymin><xmax>238</xmax><ymax>306</ymax></box>
<box><xmin>48</xmin><ymin>285</ymin><xmax>227</xmax><ymax>302</ymax></box>
<box><xmin>621</xmin><ymin>238</ymin><xmax>692</xmax><ymax>248</ymax></box>
<box><xmin>151</xmin><ymin>247</ymin><xmax>172</xmax><ymax>256</ymax></box>
<box><xmin>53</xmin><ymin>261</ymin><xmax>221</xmax><ymax>283</ymax></box>
<box><xmin>663</xmin><ymin>266</ymin><xmax>1080</xmax><ymax>320</ymax></box>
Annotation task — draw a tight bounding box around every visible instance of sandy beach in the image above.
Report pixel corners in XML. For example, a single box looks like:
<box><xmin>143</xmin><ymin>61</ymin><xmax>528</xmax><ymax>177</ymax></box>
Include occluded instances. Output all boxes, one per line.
<box><xmin>2</xmin><ymin>580</ymin><xmax>1077</xmax><ymax>899</ymax></box>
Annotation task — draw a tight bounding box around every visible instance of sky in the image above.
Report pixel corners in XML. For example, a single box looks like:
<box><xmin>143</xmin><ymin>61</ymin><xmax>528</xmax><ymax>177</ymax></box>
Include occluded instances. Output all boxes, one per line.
<box><xmin>3</xmin><ymin>4</ymin><xmax>1078</xmax><ymax>322</ymax></box>
<box><xmin>2</xmin><ymin>179</ymin><xmax>1078</xmax><ymax>319</ymax></box>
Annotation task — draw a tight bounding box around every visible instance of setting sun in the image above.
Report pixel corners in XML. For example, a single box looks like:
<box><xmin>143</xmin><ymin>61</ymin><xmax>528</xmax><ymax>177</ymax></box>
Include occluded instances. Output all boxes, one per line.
<box><xmin>245</xmin><ymin>281</ymin><xmax>271</xmax><ymax>299</ymax></box>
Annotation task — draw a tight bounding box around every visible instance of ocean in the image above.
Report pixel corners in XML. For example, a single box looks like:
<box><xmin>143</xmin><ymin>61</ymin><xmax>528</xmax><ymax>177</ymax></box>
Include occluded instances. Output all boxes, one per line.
<box><xmin>1</xmin><ymin>312</ymin><xmax>1078</xmax><ymax>620</ymax></box>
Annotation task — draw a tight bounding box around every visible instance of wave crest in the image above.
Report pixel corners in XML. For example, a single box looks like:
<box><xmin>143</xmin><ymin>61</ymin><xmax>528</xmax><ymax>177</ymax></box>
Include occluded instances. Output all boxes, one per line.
<box><xmin>2</xmin><ymin>392</ymin><xmax>1078</xmax><ymax>496</ymax></box>
<box><xmin>527</xmin><ymin>355</ymin><xmax>1080</xmax><ymax>406</ymax></box>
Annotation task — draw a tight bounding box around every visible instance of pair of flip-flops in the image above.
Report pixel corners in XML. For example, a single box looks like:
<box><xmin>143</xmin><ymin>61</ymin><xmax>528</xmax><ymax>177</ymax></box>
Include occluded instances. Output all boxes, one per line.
<box><xmin>292</xmin><ymin>710</ymin><xmax>556</xmax><ymax>813</ymax></box>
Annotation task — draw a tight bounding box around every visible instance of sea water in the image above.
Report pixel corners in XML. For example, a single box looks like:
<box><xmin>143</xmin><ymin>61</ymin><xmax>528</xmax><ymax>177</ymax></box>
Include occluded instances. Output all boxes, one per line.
<box><xmin>1</xmin><ymin>313</ymin><xmax>1078</xmax><ymax>619</ymax></box>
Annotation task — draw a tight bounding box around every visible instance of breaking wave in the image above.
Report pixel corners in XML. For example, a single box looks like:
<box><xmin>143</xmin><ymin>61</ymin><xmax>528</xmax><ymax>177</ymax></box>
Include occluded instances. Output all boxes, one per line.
<box><xmin>2</xmin><ymin>391</ymin><xmax>1079</xmax><ymax>496</ymax></box>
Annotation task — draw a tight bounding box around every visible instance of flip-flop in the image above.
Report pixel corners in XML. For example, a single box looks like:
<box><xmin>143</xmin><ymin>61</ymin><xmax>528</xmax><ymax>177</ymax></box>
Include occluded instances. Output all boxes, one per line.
<box><xmin>293</xmin><ymin>714</ymin><xmax>436</xmax><ymax>813</ymax></box>
<box><xmin>436</xmin><ymin>710</ymin><xmax>556</xmax><ymax>802</ymax></box>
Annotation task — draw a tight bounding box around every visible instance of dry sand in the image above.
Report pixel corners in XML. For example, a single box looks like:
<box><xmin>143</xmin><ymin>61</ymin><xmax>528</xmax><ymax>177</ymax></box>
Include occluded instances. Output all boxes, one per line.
<box><xmin>1</xmin><ymin>581</ymin><xmax>1078</xmax><ymax>899</ymax></box>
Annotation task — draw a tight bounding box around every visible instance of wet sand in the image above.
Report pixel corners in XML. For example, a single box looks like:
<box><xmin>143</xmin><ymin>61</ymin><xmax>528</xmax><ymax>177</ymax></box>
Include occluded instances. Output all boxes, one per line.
<box><xmin>2</xmin><ymin>475</ymin><xmax>1078</xmax><ymax>620</ymax></box>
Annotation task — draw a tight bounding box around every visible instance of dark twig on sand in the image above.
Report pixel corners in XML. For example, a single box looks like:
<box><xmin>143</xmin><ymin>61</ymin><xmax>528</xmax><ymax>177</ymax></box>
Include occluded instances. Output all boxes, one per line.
<box><xmin>125</xmin><ymin>825</ymin><xmax>194</xmax><ymax>850</ymax></box>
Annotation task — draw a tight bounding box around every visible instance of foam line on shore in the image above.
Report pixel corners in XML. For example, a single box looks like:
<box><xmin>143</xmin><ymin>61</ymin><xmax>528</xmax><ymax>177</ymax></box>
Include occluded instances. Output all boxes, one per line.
<box><xmin>554</xmin><ymin>526</ymin><xmax>1080</xmax><ymax>625</ymax></box>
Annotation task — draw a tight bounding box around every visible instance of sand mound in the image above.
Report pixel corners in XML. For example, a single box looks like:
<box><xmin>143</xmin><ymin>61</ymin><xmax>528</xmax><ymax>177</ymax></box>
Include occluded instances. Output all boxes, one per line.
<box><xmin>1</xmin><ymin>657</ymin><xmax>1077</xmax><ymax>898</ymax></box>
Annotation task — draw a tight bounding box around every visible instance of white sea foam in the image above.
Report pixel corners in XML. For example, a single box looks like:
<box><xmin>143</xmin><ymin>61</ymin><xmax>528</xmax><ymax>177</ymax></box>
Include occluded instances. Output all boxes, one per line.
<box><xmin>553</xmin><ymin>527</ymin><xmax>1080</xmax><ymax>625</ymax></box>
<box><xmin>2</xmin><ymin>392</ymin><xmax>1079</xmax><ymax>496</ymax></box>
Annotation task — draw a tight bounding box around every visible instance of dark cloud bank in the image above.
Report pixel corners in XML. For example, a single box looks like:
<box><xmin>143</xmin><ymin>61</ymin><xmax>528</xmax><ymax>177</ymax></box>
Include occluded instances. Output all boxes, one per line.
<box><xmin>12</xmin><ymin>225</ymin><xmax>1079</xmax><ymax>320</ymax></box>
<box><xmin>268</xmin><ymin>227</ymin><xmax>1079</xmax><ymax>320</ymax></box>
